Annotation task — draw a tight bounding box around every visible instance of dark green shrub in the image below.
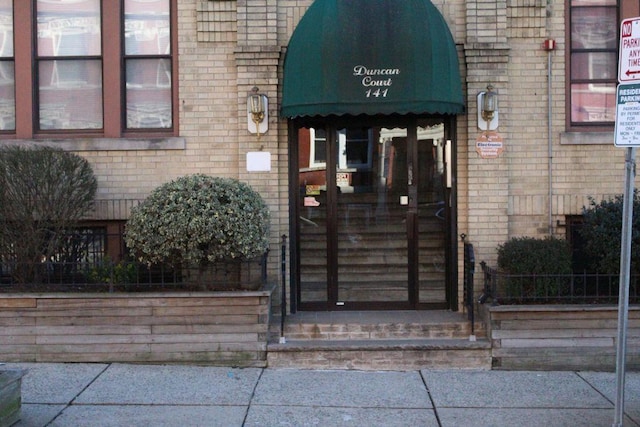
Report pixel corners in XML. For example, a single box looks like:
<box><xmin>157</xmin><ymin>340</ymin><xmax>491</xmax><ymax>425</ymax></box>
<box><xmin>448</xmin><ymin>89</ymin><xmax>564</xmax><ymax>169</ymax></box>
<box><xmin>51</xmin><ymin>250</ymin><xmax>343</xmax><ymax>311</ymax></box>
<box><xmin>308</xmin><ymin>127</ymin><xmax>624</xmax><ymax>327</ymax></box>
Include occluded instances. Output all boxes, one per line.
<box><xmin>497</xmin><ymin>236</ymin><xmax>572</xmax><ymax>299</ymax></box>
<box><xmin>125</xmin><ymin>174</ymin><xmax>270</xmax><ymax>270</ymax></box>
<box><xmin>580</xmin><ymin>193</ymin><xmax>640</xmax><ymax>274</ymax></box>
<box><xmin>0</xmin><ymin>146</ymin><xmax>97</xmax><ymax>283</ymax></box>
<box><xmin>86</xmin><ymin>257</ymin><xmax>137</xmax><ymax>286</ymax></box>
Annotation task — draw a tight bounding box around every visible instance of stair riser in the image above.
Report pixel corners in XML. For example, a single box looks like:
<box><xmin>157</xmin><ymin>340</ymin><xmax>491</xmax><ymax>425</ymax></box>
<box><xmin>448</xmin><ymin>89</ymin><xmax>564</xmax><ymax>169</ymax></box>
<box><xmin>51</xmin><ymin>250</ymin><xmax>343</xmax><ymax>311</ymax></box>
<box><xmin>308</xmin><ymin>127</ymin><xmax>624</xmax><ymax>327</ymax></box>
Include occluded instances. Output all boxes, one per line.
<box><xmin>277</xmin><ymin>324</ymin><xmax>485</xmax><ymax>341</ymax></box>
<box><xmin>267</xmin><ymin>348</ymin><xmax>492</xmax><ymax>370</ymax></box>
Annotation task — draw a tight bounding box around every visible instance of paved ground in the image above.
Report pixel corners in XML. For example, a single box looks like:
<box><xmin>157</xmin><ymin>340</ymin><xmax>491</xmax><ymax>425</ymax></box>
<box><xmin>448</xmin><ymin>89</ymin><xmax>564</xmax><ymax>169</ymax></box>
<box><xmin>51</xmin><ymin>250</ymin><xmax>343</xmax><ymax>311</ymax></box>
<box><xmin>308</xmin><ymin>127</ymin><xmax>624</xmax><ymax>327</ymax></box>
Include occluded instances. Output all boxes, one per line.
<box><xmin>3</xmin><ymin>363</ymin><xmax>640</xmax><ymax>426</ymax></box>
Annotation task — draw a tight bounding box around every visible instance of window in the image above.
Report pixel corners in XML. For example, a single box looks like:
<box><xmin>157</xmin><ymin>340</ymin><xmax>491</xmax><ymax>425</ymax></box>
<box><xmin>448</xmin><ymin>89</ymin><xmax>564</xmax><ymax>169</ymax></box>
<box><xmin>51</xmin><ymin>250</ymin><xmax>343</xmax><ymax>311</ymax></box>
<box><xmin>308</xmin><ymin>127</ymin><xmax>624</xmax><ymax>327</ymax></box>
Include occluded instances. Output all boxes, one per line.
<box><xmin>339</xmin><ymin>128</ymin><xmax>373</xmax><ymax>170</ymax></box>
<box><xmin>309</xmin><ymin>128</ymin><xmax>374</xmax><ymax>170</ymax></box>
<box><xmin>309</xmin><ymin>128</ymin><xmax>326</xmax><ymax>168</ymax></box>
<box><xmin>5</xmin><ymin>0</ymin><xmax>176</xmax><ymax>139</ymax></box>
<box><xmin>36</xmin><ymin>0</ymin><xmax>103</xmax><ymax>130</ymax></box>
<box><xmin>0</xmin><ymin>0</ymin><xmax>13</xmax><ymax>131</ymax></box>
<box><xmin>123</xmin><ymin>0</ymin><xmax>172</xmax><ymax>129</ymax></box>
<box><xmin>568</xmin><ymin>0</ymin><xmax>617</xmax><ymax>128</ymax></box>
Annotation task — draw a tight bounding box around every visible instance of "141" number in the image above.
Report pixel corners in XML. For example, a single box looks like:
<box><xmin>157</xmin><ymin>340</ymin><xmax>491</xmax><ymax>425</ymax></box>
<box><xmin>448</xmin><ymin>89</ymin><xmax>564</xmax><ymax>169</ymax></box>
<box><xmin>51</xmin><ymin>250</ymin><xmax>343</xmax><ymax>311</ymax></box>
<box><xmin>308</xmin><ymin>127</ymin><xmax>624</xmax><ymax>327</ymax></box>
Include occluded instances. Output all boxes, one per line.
<box><xmin>365</xmin><ymin>88</ymin><xmax>388</xmax><ymax>98</ymax></box>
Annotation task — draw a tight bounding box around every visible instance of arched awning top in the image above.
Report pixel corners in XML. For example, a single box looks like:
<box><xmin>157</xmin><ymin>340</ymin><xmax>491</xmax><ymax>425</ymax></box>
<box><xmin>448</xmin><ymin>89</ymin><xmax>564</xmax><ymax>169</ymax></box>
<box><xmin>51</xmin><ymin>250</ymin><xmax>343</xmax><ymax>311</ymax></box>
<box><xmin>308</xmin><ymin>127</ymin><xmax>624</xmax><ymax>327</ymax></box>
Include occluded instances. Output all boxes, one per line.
<box><xmin>281</xmin><ymin>0</ymin><xmax>465</xmax><ymax>119</ymax></box>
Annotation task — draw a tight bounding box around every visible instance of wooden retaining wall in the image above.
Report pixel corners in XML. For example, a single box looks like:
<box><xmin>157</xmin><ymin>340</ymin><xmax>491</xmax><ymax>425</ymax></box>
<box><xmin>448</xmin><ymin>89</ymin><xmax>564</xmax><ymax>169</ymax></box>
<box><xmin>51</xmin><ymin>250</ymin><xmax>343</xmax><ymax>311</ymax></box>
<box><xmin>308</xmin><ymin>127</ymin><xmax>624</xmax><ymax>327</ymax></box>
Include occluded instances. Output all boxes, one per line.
<box><xmin>0</xmin><ymin>290</ymin><xmax>272</xmax><ymax>366</ymax></box>
<box><xmin>487</xmin><ymin>305</ymin><xmax>640</xmax><ymax>371</ymax></box>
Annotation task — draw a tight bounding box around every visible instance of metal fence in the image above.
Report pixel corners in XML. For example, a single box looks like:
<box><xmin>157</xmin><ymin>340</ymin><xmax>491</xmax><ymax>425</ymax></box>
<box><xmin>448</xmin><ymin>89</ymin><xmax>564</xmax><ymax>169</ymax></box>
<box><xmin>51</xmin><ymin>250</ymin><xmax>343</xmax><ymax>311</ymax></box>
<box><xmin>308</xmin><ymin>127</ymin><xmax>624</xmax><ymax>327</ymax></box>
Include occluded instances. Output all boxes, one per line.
<box><xmin>479</xmin><ymin>261</ymin><xmax>640</xmax><ymax>305</ymax></box>
<box><xmin>0</xmin><ymin>229</ymin><xmax>268</xmax><ymax>292</ymax></box>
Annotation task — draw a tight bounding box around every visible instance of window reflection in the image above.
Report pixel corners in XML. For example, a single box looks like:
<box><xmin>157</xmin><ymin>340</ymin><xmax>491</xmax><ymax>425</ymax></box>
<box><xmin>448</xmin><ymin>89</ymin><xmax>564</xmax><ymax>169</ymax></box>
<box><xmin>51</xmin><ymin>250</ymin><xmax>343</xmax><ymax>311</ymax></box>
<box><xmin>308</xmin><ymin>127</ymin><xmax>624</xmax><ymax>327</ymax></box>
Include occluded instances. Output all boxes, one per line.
<box><xmin>36</xmin><ymin>0</ymin><xmax>102</xmax><ymax>130</ymax></box>
<box><xmin>569</xmin><ymin>0</ymin><xmax>617</xmax><ymax>125</ymax></box>
<box><xmin>0</xmin><ymin>0</ymin><xmax>13</xmax><ymax>131</ymax></box>
<box><xmin>124</xmin><ymin>0</ymin><xmax>172</xmax><ymax>129</ymax></box>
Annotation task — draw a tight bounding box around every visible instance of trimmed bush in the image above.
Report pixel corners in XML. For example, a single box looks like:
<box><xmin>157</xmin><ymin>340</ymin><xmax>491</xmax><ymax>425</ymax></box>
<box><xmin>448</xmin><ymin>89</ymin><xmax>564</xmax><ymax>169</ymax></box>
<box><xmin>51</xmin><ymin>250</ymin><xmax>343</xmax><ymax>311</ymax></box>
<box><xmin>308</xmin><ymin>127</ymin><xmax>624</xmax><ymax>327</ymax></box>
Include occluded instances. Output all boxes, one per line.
<box><xmin>497</xmin><ymin>236</ymin><xmax>572</xmax><ymax>300</ymax></box>
<box><xmin>497</xmin><ymin>236</ymin><xmax>572</xmax><ymax>274</ymax></box>
<box><xmin>580</xmin><ymin>193</ymin><xmax>640</xmax><ymax>274</ymax></box>
<box><xmin>124</xmin><ymin>174</ymin><xmax>270</xmax><ymax>271</ymax></box>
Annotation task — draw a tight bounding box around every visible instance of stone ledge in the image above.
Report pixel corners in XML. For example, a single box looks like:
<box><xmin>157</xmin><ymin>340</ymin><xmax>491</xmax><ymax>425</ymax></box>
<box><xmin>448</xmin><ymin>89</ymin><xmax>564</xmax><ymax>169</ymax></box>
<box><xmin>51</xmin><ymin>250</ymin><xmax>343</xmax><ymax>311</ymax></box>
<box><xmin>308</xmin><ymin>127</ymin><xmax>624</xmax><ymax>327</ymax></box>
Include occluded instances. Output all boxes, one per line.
<box><xmin>0</xmin><ymin>369</ymin><xmax>27</xmax><ymax>427</ymax></box>
<box><xmin>2</xmin><ymin>137</ymin><xmax>186</xmax><ymax>151</ymax></box>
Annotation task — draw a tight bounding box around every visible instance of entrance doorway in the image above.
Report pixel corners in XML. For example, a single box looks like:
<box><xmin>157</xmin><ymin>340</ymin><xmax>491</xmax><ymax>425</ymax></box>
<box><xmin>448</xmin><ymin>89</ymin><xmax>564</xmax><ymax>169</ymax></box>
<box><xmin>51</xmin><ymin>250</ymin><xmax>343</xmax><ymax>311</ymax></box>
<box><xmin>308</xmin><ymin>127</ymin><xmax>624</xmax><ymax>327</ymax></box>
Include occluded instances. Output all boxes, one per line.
<box><xmin>292</xmin><ymin>117</ymin><xmax>456</xmax><ymax>310</ymax></box>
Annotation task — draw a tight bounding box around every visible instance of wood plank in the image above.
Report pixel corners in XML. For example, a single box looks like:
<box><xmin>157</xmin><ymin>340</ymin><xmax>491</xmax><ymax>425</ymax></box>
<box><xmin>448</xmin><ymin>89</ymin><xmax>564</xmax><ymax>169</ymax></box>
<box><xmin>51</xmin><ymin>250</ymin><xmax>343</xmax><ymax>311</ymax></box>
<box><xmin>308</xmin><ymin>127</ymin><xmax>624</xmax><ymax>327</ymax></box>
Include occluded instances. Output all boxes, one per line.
<box><xmin>496</xmin><ymin>355</ymin><xmax>617</xmax><ymax>370</ymax></box>
<box><xmin>0</xmin><ymin>344</ymin><xmax>37</xmax><ymax>354</ymax></box>
<box><xmin>34</xmin><ymin>315</ymin><xmax>154</xmax><ymax>326</ymax></box>
<box><xmin>36</xmin><ymin>314</ymin><xmax>259</xmax><ymax>326</ymax></box>
<box><xmin>35</xmin><ymin>343</ymin><xmax>152</xmax><ymax>353</ymax></box>
<box><xmin>0</xmin><ymin>327</ymin><xmax>37</xmax><ymax>336</ymax></box>
<box><xmin>491</xmin><ymin>311</ymin><xmax>616</xmax><ymax>321</ymax></box>
<box><xmin>492</xmin><ymin>328</ymin><xmax>639</xmax><ymax>339</ymax></box>
<box><xmin>35</xmin><ymin>350</ymin><xmax>265</xmax><ymax>365</ymax></box>
<box><xmin>149</xmin><ymin>333</ymin><xmax>259</xmax><ymax>344</ymax></box>
<box><xmin>0</xmin><ymin>298</ymin><xmax>36</xmax><ymax>308</ymax></box>
<box><xmin>35</xmin><ymin>325</ymin><xmax>151</xmax><ymax>335</ymax></box>
<box><xmin>499</xmin><ymin>337</ymin><xmax>613</xmax><ymax>348</ymax></box>
<box><xmin>150</xmin><ymin>297</ymin><xmax>261</xmax><ymax>307</ymax></box>
<box><xmin>35</xmin><ymin>352</ymin><xmax>153</xmax><ymax>363</ymax></box>
<box><xmin>153</xmin><ymin>305</ymin><xmax>261</xmax><ymax>316</ymax></box>
<box><xmin>490</xmin><ymin>305</ymin><xmax>639</xmax><ymax>314</ymax></box>
<box><xmin>0</xmin><ymin>335</ymin><xmax>36</xmax><ymax>345</ymax></box>
<box><xmin>150</xmin><ymin>342</ymin><xmax>266</xmax><ymax>353</ymax></box>
<box><xmin>37</xmin><ymin>298</ymin><xmax>157</xmax><ymax>309</ymax></box>
<box><xmin>143</xmin><ymin>351</ymin><xmax>265</xmax><ymax>365</ymax></box>
<box><xmin>152</xmin><ymin>323</ymin><xmax>265</xmax><ymax>334</ymax></box>
<box><xmin>36</xmin><ymin>335</ymin><xmax>151</xmax><ymax>345</ymax></box>
<box><xmin>493</xmin><ymin>346</ymin><xmax>617</xmax><ymax>357</ymax></box>
<box><xmin>36</xmin><ymin>296</ymin><xmax>261</xmax><ymax>309</ymax></box>
<box><xmin>497</xmin><ymin>319</ymin><xmax>623</xmax><ymax>330</ymax></box>
<box><xmin>0</xmin><ymin>316</ymin><xmax>36</xmax><ymax>326</ymax></box>
<box><xmin>30</xmin><ymin>307</ymin><xmax>154</xmax><ymax>317</ymax></box>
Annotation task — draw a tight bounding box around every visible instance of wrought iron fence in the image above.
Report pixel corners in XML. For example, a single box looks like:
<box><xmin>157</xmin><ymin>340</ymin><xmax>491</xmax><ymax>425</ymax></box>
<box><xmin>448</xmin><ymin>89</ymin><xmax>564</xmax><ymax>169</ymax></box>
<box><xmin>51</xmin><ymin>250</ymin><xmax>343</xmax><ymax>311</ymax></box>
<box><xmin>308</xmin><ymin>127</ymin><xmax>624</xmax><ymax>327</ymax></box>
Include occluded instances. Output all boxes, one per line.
<box><xmin>479</xmin><ymin>261</ymin><xmax>640</xmax><ymax>305</ymax></box>
<box><xmin>0</xmin><ymin>229</ymin><xmax>268</xmax><ymax>292</ymax></box>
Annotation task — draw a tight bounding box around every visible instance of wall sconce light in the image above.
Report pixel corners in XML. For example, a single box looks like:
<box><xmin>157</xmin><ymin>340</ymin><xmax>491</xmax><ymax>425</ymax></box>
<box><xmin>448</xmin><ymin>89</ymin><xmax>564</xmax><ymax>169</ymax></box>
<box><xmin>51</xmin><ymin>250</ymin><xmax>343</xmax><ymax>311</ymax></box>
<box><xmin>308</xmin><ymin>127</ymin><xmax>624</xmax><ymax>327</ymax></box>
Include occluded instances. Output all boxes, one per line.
<box><xmin>247</xmin><ymin>86</ymin><xmax>268</xmax><ymax>140</ymax></box>
<box><xmin>477</xmin><ymin>84</ymin><xmax>498</xmax><ymax>131</ymax></box>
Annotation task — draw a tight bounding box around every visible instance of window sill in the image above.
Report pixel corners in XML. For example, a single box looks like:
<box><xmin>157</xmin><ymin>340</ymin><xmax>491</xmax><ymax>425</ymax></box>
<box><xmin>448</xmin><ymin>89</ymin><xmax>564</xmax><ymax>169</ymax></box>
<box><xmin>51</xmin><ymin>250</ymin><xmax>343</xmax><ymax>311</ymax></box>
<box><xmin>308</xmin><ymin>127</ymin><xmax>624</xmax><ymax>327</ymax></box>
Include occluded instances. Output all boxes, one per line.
<box><xmin>3</xmin><ymin>137</ymin><xmax>186</xmax><ymax>151</ymax></box>
<box><xmin>560</xmin><ymin>132</ymin><xmax>614</xmax><ymax>145</ymax></box>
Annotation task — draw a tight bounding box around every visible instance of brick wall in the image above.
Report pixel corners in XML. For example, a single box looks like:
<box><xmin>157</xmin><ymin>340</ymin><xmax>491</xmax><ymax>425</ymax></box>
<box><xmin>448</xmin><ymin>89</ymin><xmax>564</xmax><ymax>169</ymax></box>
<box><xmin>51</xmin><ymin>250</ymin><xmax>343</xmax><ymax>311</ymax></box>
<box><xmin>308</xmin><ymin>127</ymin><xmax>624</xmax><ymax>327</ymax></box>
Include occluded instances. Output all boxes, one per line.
<box><xmin>10</xmin><ymin>0</ymin><xmax>634</xmax><ymax>311</ymax></box>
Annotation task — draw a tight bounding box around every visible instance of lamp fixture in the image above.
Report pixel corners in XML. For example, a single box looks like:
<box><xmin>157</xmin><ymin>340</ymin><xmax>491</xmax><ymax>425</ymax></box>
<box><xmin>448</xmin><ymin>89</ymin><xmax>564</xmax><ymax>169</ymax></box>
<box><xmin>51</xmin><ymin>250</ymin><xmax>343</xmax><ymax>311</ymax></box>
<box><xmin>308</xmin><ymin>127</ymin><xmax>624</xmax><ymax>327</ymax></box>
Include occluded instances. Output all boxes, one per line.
<box><xmin>247</xmin><ymin>86</ymin><xmax>268</xmax><ymax>140</ymax></box>
<box><xmin>477</xmin><ymin>84</ymin><xmax>499</xmax><ymax>131</ymax></box>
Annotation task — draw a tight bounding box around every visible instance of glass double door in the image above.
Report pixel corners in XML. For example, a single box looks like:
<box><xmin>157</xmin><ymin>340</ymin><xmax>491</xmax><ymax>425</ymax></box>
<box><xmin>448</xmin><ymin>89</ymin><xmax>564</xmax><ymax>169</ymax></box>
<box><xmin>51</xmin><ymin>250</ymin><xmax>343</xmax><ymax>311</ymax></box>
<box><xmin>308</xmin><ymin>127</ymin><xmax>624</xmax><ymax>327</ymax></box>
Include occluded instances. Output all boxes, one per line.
<box><xmin>297</xmin><ymin>120</ymin><xmax>450</xmax><ymax>310</ymax></box>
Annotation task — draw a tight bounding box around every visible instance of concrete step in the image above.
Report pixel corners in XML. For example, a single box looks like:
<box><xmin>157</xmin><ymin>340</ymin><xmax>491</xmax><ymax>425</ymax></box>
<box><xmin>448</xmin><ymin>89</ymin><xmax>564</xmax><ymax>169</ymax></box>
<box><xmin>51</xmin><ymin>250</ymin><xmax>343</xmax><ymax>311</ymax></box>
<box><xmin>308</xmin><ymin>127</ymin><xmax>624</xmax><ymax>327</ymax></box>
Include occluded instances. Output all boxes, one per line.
<box><xmin>267</xmin><ymin>338</ymin><xmax>492</xmax><ymax>370</ymax></box>
<box><xmin>267</xmin><ymin>311</ymin><xmax>490</xmax><ymax>370</ymax></box>
<box><xmin>270</xmin><ymin>311</ymin><xmax>485</xmax><ymax>341</ymax></box>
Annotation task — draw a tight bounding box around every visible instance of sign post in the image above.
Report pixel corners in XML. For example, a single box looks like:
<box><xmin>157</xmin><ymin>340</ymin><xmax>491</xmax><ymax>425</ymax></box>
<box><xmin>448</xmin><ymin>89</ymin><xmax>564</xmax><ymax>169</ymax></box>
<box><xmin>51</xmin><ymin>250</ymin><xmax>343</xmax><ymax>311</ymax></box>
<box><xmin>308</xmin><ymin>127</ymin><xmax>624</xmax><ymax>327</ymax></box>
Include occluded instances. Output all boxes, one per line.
<box><xmin>612</xmin><ymin>16</ymin><xmax>640</xmax><ymax>427</ymax></box>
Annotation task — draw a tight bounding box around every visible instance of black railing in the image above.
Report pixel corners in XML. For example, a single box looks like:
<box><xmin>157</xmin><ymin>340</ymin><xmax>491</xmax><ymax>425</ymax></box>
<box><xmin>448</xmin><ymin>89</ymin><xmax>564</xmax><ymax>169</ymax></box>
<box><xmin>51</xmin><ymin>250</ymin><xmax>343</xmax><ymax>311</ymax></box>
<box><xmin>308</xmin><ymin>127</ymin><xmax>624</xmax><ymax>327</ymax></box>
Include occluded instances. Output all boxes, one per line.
<box><xmin>480</xmin><ymin>261</ymin><xmax>640</xmax><ymax>305</ymax></box>
<box><xmin>462</xmin><ymin>236</ymin><xmax>475</xmax><ymax>336</ymax></box>
<box><xmin>280</xmin><ymin>234</ymin><xmax>287</xmax><ymax>343</ymax></box>
<box><xmin>0</xmin><ymin>256</ymin><xmax>268</xmax><ymax>292</ymax></box>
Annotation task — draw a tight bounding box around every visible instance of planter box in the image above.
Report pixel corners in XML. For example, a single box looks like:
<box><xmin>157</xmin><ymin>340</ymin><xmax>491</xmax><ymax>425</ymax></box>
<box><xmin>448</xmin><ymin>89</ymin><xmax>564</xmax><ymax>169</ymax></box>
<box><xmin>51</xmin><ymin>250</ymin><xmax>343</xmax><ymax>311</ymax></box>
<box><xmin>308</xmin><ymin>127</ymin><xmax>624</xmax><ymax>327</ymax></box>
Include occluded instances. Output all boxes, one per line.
<box><xmin>0</xmin><ymin>369</ymin><xmax>26</xmax><ymax>427</ymax></box>
<box><xmin>0</xmin><ymin>288</ymin><xmax>273</xmax><ymax>366</ymax></box>
<box><xmin>485</xmin><ymin>304</ymin><xmax>640</xmax><ymax>371</ymax></box>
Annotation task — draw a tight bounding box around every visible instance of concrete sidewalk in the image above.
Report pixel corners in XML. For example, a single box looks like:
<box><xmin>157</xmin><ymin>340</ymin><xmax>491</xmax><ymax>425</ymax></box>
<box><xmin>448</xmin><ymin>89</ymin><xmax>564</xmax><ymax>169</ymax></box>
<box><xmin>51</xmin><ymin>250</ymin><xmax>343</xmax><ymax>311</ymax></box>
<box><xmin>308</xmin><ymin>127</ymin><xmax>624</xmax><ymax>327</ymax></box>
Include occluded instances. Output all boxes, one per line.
<box><xmin>3</xmin><ymin>363</ymin><xmax>640</xmax><ymax>427</ymax></box>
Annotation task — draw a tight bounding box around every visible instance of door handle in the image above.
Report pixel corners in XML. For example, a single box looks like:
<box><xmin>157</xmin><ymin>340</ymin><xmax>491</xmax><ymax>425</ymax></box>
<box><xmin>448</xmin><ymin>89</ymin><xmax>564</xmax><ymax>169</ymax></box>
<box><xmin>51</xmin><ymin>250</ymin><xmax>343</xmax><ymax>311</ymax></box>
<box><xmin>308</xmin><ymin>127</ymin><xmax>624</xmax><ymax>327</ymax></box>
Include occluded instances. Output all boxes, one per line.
<box><xmin>408</xmin><ymin>163</ymin><xmax>413</xmax><ymax>186</ymax></box>
<box><xmin>445</xmin><ymin>140</ymin><xmax>452</xmax><ymax>189</ymax></box>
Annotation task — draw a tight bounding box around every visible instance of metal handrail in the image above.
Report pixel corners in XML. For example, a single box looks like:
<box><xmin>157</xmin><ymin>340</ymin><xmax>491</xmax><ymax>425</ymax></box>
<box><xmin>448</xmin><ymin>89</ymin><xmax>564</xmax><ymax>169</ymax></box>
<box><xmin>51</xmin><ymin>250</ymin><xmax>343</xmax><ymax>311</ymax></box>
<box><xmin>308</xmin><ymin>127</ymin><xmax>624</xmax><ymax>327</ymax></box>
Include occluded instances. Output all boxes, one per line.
<box><xmin>462</xmin><ymin>235</ymin><xmax>476</xmax><ymax>339</ymax></box>
<box><xmin>279</xmin><ymin>234</ymin><xmax>287</xmax><ymax>344</ymax></box>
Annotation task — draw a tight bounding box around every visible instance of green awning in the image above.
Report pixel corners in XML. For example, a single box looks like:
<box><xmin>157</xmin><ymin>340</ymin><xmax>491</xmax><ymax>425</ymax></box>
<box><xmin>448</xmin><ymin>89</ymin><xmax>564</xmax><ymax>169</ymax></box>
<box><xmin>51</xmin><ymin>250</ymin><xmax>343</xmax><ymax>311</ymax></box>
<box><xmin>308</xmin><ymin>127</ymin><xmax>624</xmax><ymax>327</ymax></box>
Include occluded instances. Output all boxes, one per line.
<box><xmin>281</xmin><ymin>0</ymin><xmax>465</xmax><ymax>118</ymax></box>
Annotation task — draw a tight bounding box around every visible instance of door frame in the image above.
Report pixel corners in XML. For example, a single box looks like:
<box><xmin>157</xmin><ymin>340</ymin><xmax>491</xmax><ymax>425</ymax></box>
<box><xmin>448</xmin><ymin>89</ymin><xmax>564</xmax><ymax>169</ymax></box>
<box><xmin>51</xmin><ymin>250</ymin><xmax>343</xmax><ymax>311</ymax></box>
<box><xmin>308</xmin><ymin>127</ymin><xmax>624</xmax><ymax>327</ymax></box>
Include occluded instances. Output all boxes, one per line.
<box><xmin>288</xmin><ymin>115</ymin><xmax>458</xmax><ymax>312</ymax></box>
